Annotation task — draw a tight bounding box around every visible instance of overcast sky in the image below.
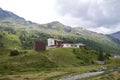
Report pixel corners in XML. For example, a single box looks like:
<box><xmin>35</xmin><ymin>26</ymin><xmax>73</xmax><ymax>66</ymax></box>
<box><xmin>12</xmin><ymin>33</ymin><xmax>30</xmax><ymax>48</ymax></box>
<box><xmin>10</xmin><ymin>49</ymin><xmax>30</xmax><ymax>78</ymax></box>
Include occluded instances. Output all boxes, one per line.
<box><xmin>0</xmin><ymin>0</ymin><xmax>120</xmax><ymax>34</ymax></box>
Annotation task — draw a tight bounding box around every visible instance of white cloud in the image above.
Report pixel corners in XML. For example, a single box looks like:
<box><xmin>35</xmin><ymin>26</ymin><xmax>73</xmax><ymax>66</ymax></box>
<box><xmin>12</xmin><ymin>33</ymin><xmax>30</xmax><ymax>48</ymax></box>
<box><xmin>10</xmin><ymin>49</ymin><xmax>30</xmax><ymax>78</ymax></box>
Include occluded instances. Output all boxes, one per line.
<box><xmin>88</xmin><ymin>24</ymin><xmax>120</xmax><ymax>34</ymax></box>
<box><xmin>55</xmin><ymin>0</ymin><xmax>120</xmax><ymax>33</ymax></box>
<box><xmin>0</xmin><ymin>0</ymin><xmax>57</xmax><ymax>23</ymax></box>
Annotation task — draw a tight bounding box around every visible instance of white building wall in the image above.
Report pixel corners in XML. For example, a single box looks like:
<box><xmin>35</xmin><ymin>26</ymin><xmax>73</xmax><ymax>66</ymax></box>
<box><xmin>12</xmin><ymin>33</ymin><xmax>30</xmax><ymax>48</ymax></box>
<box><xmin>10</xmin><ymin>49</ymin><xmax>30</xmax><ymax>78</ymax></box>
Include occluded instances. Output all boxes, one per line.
<box><xmin>62</xmin><ymin>44</ymin><xmax>71</xmax><ymax>48</ymax></box>
<box><xmin>76</xmin><ymin>43</ymin><xmax>85</xmax><ymax>48</ymax></box>
<box><xmin>62</xmin><ymin>43</ymin><xmax>85</xmax><ymax>48</ymax></box>
<box><xmin>48</xmin><ymin>38</ymin><xmax>55</xmax><ymax>46</ymax></box>
<box><xmin>76</xmin><ymin>44</ymin><xmax>80</xmax><ymax>48</ymax></box>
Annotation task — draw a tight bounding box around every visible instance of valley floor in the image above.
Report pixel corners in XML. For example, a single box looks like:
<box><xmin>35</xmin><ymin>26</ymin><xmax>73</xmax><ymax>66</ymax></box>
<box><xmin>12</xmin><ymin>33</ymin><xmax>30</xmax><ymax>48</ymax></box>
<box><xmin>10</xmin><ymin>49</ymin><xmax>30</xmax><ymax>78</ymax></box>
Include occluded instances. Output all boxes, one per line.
<box><xmin>0</xmin><ymin>68</ymin><xmax>120</xmax><ymax>80</ymax></box>
<box><xmin>0</xmin><ymin>66</ymin><xmax>101</xmax><ymax>80</ymax></box>
<box><xmin>80</xmin><ymin>70</ymin><xmax>120</xmax><ymax>80</ymax></box>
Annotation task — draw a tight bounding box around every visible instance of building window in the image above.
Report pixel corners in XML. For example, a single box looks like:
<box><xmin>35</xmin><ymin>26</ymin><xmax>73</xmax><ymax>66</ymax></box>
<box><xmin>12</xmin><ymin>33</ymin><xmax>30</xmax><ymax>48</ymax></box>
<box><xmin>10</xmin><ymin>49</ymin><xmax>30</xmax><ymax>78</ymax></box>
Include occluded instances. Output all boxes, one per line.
<box><xmin>51</xmin><ymin>41</ymin><xmax>52</xmax><ymax>44</ymax></box>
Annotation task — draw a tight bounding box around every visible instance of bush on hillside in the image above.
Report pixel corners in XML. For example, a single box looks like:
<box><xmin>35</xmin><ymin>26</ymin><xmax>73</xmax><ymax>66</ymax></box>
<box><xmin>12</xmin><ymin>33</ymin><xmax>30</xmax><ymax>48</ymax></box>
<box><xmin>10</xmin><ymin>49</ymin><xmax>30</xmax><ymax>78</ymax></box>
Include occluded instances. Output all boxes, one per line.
<box><xmin>73</xmin><ymin>48</ymin><xmax>97</xmax><ymax>65</ymax></box>
<box><xmin>10</xmin><ymin>50</ymin><xmax>19</xmax><ymax>56</ymax></box>
<box><xmin>0</xmin><ymin>42</ymin><xmax>4</xmax><ymax>48</ymax></box>
<box><xmin>0</xmin><ymin>34</ymin><xmax>3</xmax><ymax>39</ymax></box>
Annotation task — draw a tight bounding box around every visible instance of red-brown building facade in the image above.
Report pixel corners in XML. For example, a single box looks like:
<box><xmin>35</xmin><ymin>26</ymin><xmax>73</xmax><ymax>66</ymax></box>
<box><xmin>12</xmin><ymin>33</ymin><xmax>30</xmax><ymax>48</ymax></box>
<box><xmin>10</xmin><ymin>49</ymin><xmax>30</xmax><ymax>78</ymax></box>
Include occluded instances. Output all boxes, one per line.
<box><xmin>34</xmin><ymin>41</ymin><xmax>46</xmax><ymax>51</ymax></box>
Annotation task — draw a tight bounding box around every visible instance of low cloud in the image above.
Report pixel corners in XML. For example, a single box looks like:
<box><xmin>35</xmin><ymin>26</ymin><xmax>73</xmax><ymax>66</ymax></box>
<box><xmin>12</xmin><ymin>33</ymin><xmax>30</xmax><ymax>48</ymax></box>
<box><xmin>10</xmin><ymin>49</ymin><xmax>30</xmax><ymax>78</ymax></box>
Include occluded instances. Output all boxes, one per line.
<box><xmin>55</xmin><ymin>0</ymin><xmax>120</xmax><ymax>33</ymax></box>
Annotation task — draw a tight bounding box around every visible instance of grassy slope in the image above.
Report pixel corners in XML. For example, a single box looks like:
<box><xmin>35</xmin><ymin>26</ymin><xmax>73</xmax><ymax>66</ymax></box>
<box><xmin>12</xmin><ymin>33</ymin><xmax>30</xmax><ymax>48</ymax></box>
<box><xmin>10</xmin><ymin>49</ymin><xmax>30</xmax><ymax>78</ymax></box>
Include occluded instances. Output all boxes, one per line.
<box><xmin>45</xmin><ymin>48</ymin><xmax>80</xmax><ymax>67</ymax></box>
<box><xmin>0</xmin><ymin>48</ymin><xmax>119</xmax><ymax>80</ymax></box>
<box><xmin>2</xmin><ymin>33</ymin><xmax>21</xmax><ymax>49</ymax></box>
<box><xmin>0</xmin><ymin>48</ymin><xmax>103</xmax><ymax>80</ymax></box>
<box><xmin>0</xmin><ymin>48</ymin><xmax>99</xmax><ymax>75</ymax></box>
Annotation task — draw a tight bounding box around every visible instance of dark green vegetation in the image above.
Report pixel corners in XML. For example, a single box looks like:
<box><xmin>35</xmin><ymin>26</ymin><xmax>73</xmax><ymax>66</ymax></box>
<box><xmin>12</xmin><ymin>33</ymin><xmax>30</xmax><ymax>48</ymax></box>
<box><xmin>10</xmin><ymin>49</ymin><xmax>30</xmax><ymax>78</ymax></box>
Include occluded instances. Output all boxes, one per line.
<box><xmin>73</xmin><ymin>48</ymin><xmax>101</xmax><ymax>65</ymax></box>
<box><xmin>10</xmin><ymin>50</ymin><xmax>20</xmax><ymax>56</ymax></box>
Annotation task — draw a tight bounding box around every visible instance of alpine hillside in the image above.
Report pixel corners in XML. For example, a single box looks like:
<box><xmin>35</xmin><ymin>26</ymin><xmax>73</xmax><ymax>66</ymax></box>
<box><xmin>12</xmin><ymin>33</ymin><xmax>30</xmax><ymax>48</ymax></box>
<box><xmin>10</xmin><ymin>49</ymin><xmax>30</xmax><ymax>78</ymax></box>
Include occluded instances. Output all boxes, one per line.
<box><xmin>0</xmin><ymin>8</ymin><xmax>120</xmax><ymax>54</ymax></box>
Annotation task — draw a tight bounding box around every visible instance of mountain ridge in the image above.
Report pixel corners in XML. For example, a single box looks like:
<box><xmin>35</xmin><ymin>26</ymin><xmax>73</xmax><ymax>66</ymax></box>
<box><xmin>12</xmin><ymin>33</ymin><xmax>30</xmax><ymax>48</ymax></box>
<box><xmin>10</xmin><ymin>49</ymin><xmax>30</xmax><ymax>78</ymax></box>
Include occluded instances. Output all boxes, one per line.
<box><xmin>0</xmin><ymin>8</ymin><xmax>25</xmax><ymax>21</ymax></box>
<box><xmin>0</xmin><ymin>8</ymin><xmax>120</xmax><ymax>54</ymax></box>
<box><xmin>110</xmin><ymin>31</ymin><xmax>120</xmax><ymax>40</ymax></box>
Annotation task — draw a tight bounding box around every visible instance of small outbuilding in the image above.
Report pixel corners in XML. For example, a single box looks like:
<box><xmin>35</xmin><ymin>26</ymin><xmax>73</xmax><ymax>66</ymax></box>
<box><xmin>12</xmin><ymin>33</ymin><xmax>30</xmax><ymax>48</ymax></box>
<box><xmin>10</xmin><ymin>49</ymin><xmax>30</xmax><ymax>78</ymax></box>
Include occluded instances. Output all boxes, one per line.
<box><xmin>34</xmin><ymin>41</ymin><xmax>46</xmax><ymax>51</ymax></box>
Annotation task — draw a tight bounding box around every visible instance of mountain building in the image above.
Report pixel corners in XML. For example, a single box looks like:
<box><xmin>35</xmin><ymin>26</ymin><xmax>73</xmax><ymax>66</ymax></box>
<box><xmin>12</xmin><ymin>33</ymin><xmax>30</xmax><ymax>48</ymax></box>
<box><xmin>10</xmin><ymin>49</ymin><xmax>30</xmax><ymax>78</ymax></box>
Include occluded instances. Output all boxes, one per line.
<box><xmin>47</xmin><ymin>38</ymin><xmax>63</xmax><ymax>47</ymax></box>
<box><xmin>34</xmin><ymin>41</ymin><xmax>46</xmax><ymax>51</ymax></box>
<box><xmin>47</xmin><ymin>38</ymin><xmax>85</xmax><ymax>48</ymax></box>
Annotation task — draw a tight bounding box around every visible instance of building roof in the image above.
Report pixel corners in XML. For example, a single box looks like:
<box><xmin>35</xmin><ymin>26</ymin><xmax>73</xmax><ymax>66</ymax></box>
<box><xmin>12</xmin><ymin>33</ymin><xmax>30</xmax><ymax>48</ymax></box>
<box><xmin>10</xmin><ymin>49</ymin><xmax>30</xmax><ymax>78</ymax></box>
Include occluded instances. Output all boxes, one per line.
<box><xmin>48</xmin><ymin>38</ymin><xmax>63</xmax><ymax>41</ymax></box>
<box><xmin>76</xmin><ymin>43</ymin><xmax>85</xmax><ymax>45</ymax></box>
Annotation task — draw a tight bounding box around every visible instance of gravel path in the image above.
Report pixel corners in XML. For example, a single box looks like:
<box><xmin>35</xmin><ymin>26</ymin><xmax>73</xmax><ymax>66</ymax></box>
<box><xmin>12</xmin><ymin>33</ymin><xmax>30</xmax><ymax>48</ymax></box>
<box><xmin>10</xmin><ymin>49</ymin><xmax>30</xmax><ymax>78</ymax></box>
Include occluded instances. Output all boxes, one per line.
<box><xmin>59</xmin><ymin>71</ymin><xmax>104</xmax><ymax>80</ymax></box>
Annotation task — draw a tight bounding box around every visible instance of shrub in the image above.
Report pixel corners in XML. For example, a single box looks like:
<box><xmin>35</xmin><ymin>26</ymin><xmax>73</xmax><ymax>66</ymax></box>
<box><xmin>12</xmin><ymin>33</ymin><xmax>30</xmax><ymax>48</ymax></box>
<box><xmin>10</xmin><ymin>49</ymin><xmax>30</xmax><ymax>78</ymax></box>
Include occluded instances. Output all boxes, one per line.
<box><xmin>0</xmin><ymin>42</ymin><xmax>4</xmax><ymax>47</ymax></box>
<box><xmin>10</xmin><ymin>50</ymin><xmax>19</xmax><ymax>56</ymax></box>
<box><xmin>0</xmin><ymin>34</ymin><xmax>3</xmax><ymax>39</ymax></box>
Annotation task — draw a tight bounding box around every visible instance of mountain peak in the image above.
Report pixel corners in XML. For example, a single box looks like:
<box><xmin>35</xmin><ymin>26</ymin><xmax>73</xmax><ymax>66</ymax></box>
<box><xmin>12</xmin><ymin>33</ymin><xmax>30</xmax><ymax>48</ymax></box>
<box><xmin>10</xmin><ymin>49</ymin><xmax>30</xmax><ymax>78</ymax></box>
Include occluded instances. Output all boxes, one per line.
<box><xmin>111</xmin><ymin>31</ymin><xmax>120</xmax><ymax>35</ymax></box>
<box><xmin>115</xmin><ymin>31</ymin><xmax>120</xmax><ymax>34</ymax></box>
<box><xmin>48</xmin><ymin>21</ymin><xmax>64</xmax><ymax>26</ymax></box>
<box><xmin>0</xmin><ymin>8</ymin><xmax>3</xmax><ymax>10</ymax></box>
<box><xmin>51</xmin><ymin>21</ymin><xmax>60</xmax><ymax>24</ymax></box>
<box><xmin>45</xmin><ymin>21</ymin><xmax>65</xmax><ymax>27</ymax></box>
<box><xmin>0</xmin><ymin>8</ymin><xmax>25</xmax><ymax>21</ymax></box>
<box><xmin>109</xmin><ymin>31</ymin><xmax>120</xmax><ymax>40</ymax></box>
